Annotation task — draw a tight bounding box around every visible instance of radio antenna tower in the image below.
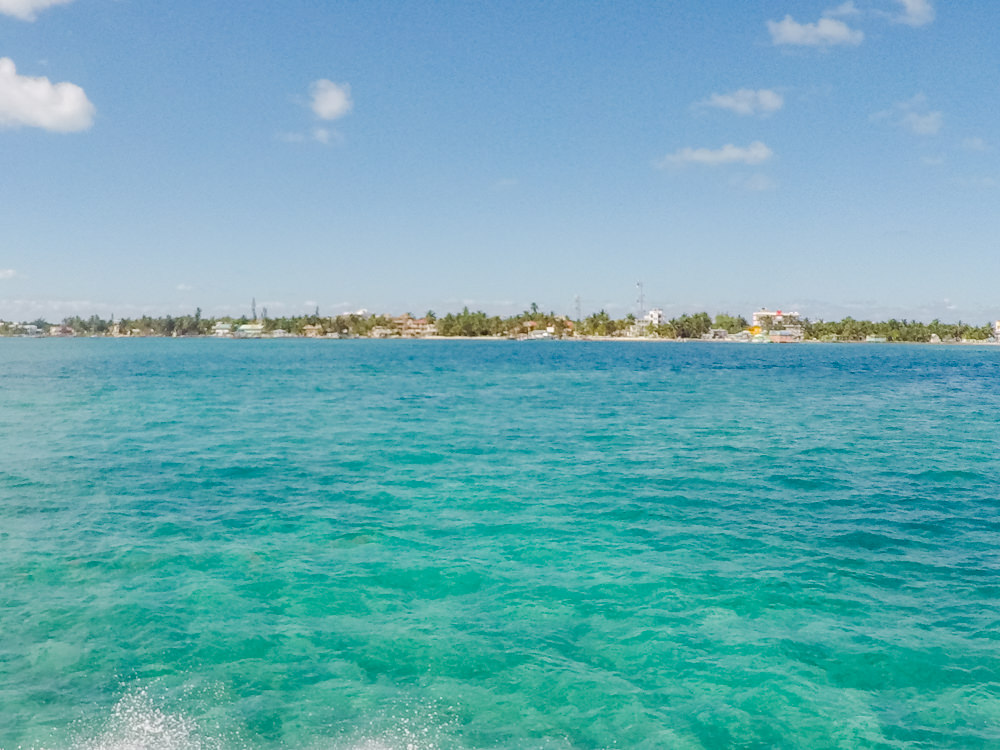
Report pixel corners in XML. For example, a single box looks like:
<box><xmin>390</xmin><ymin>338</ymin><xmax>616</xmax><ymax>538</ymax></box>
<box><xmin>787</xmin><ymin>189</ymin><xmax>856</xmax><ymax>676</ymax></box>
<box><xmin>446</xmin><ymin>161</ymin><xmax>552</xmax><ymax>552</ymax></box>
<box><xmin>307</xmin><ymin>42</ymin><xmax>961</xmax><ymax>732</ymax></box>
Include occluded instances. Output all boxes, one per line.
<box><xmin>636</xmin><ymin>281</ymin><xmax>645</xmax><ymax>318</ymax></box>
<box><xmin>574</xmin><ymin>295</ymin><xmax>582</xmax><ymax>322</ymax></box>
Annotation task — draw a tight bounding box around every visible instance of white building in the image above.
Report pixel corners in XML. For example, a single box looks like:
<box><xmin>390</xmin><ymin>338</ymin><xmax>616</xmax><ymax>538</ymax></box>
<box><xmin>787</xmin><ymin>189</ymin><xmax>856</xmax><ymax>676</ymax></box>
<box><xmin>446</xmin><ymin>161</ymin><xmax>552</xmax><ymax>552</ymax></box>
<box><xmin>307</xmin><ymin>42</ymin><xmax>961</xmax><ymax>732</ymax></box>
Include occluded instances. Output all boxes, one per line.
<box><xmin>752</xmin><ymin>308</ymin><xmax>800</xmax><ymax>330</ymax></box>
<box><xmin>627</xmin><ymin>308</ymin><xmax>665</xmax><ymax>337</ymax></box>
<box><xmin>235</xmin><ymin>322</ymin><xmax>264</xmax><ymax>338</ymax></box>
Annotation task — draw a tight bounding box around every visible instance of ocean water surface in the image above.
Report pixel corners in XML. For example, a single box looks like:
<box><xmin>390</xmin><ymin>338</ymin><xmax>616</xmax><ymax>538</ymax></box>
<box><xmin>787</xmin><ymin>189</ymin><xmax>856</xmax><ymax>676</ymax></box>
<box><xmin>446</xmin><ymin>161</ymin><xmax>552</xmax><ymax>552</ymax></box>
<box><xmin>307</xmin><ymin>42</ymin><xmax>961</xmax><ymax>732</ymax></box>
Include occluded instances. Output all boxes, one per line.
<box><xmin>1</xmin><ymin>339</ymin><xmax>999</xmax><ymax>749</ymax></box>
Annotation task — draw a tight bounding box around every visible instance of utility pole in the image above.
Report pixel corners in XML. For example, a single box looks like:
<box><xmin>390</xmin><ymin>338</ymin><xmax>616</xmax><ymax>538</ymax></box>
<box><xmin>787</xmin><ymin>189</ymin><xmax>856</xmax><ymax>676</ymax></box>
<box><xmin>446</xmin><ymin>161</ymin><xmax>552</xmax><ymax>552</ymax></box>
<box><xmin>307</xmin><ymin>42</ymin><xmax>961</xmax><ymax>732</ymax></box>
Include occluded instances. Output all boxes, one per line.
<box><xmin>574</xmin><ymin>295</ymin><xmax>582</xmax><ymax>322</ymax></box>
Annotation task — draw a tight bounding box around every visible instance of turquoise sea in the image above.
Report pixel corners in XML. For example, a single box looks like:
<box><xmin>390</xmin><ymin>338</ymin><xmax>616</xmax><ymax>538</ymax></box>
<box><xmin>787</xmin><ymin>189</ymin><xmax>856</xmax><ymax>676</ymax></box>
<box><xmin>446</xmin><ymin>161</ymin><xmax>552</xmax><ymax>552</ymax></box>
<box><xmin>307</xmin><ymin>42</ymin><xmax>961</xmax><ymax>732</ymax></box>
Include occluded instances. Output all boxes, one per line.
<box><xmin>2</xmin><ymin>339</ymin><xmax>999</xmax><ymax>749</ymax></box>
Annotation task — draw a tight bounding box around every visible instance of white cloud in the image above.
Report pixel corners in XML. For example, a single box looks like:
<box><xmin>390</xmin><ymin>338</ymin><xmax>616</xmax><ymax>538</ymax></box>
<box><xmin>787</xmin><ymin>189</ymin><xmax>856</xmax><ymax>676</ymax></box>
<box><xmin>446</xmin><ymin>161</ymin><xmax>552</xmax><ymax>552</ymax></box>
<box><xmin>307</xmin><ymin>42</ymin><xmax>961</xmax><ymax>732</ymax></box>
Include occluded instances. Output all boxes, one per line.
<box><xmin>895</xmin><ymin>0</ymin><xmax>934</xmax><ymax>26</ymax></box>
<box><xmin>699</xmin><ymin>88</ymin><xmax>783</xmax><ymax>116</ymax></box>
<box><xmin>657</xmin><ymin>141</ymin><xmax>774</xmax><ymax>167</ymax></box>
<box><xmin>873</xmin><ymin>94</ymin><xmax>942</xmax><ymax>136</ymax></box>
<box><xmin>0</xmin><ymin>0</ymin><xmax>73</xmax><ymax>21</ymax></box>
<box><xmin>920</xmin><ymin>155</ymin><xmax>945</xmax><ymax>166</ymax></box>
<box><xmin>961</xmin><ymin>137</ymin><xmax>989</xmax><ymax>152</ymax></box>
<box><xmin>309</xmin><ymin>79</ymin><xmax>353</xmax><ymax>121</ymax></box>
<box><xmin>825</xmin><ymin>2</ymin><xmax>860</xmax><ymax>17</ymax></box>
<box><xmin>176</xmin><ymin>283</ymin><xmax>193</xmax><ymax>292</ymax></box>
<box><xmin>902</xmin><ymin>110</ymin><xmax>942</xmax><ymax>135</ymax></box>
<box><xmin>0</xmin><ymin>57</ymin><xmax>95</xmax><ymax>132</ymax></box>
<box><xmin>768</xmin><ymin>15</ymin><xmax>864</xmax><ymax>46</ymax></box>
<box><xmin>0</xmin><ymin>269</ymin><xmax>16</xmax><ymax>279</ymax></box>
<box><xmin>311</xmin><ymin>127</ymin><xmax>344</xmax><ymax>145</ymax></box>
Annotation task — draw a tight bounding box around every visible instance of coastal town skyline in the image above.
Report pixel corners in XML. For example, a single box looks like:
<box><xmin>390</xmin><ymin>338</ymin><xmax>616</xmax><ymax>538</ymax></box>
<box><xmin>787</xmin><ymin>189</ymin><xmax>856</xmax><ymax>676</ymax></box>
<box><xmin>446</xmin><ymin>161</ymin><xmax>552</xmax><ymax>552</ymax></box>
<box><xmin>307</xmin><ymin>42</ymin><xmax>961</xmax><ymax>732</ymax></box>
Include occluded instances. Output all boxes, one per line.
<box><xmin>0</xmin><ymin>288</ymin><xmax>998</xmax><ymax>328</ymax></box>
<box><xmin>6</xmin><ymin>303</ymin><xmax>1000</xmax><ymax>345</ymax></box>
<box><xmin>2</xmin><ymin>291</ymin><xmax>1000</xmax><ymax>323</ymax></box>
<box><xmin>3</xmin><ymin>1</ymin><xmax>999</xmax><ymax>322</ymax></box>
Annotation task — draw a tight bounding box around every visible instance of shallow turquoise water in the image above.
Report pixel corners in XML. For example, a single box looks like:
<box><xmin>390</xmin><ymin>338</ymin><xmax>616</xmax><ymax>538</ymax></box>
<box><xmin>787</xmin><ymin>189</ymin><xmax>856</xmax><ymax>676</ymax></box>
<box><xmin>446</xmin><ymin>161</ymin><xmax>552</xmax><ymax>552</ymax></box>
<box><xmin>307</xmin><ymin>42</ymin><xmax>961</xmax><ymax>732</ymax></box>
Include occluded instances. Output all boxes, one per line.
<box><xmin>2</xmin><ymin>339</ymin><xmax>999</xmax><ymax>749</ymax></box>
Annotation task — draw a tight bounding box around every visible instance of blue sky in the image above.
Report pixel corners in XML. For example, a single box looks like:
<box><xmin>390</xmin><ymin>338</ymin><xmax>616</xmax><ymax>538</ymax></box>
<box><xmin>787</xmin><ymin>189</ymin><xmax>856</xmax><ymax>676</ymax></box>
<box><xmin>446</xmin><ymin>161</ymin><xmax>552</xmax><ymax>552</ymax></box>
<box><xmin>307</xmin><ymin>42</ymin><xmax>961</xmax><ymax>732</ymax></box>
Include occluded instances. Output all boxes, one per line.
<box><xmin>1</xmin><ymin>0</ymin><xmax>997</xmax><ymax>322</ymax></box>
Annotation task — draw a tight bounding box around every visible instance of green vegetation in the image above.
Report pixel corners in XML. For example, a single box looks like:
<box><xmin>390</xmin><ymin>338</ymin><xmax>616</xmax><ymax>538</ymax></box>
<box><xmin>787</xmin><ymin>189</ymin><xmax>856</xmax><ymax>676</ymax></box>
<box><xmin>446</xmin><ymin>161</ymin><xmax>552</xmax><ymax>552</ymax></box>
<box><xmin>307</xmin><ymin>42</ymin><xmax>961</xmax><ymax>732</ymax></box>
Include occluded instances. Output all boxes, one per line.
<box><xmin>436</xmin><ymin>308</ymin><xmax>506</xmax><ymax>336</ymax></box>
<box><xmin>803</xmin><ymin>318</ymin><xmax>993</xmax><ymax>342</ymax></box>
<box><xmin>714</xmin><ymin>313</ymin><xmax>750</xmax><ymax>333</ymax></box>
<box><xmin>670</xmin><ymin>312</ymin><xmax>713</xmax><ymax>339</ymax></box>
<box><xmin>0</xmin><ymin>307</ymin><xmax>995</xmax><ymax>343</ymax></box>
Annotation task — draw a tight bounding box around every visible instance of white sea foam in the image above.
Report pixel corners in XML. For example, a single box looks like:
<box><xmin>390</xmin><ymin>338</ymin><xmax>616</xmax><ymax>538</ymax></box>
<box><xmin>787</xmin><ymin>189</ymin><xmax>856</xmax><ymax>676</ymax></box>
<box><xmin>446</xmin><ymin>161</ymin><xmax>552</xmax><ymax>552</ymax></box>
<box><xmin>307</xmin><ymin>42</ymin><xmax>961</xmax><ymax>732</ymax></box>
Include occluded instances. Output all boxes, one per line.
<box><xmin>60</xmin><ymin>690</ymin><xmax>463</xmax><ymax>750</ymax></box>
<box><xmin>76</xmin><ymin>690</ymin><xmax>225</xmax><ymax>750</ymax></box>
<box><xmin>333</xmin><ymin>711</ymin><xmax>465</xmax><ymax>750</ymax></box>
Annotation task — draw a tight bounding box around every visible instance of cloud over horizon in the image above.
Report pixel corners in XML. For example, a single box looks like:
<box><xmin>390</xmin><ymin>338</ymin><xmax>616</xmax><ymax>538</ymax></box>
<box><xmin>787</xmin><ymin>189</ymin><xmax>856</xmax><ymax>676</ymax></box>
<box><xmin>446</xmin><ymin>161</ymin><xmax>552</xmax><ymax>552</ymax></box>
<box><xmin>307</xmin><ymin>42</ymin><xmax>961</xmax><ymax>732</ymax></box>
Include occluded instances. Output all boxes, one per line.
<box><xmin>310</xmin><ymin>79</ymin><xmax>353</xmax><ymax>120</ymax></box>
<box><xmin>873</xmin><ymin>93</ymin><xmax>942</xmax><ymax>136</ymax></box>
<box><xmin>768</xmin><ymin>15</ymin><xmax>864</xmax><ymax>46</ymax></box>
<box><xmin>0</xmin><ymin>57</ymin><xmax>95</xmax><ymax>132</ymax></box>
<box><xmin>895</xmin><ymin>0</ymin><xmax>934</xmax><ymax>27</ymax></box>
<box><xmin>961</xmin><ymin>137</ymin><xmax>989</xmax><ymax>152</ymax></box>
<box><xmin>825</xmin><ymin>2</ymin><xmax>860</xmax><ymax>18</ymax></box>
<box><xmin>0</xmin><ymin>0</ymin><xmax>73</xmax><ymax>21</ymax></box>
<box><xmin>699</xmin><ymin>88</ymin><xmax>783</xmax><ymax>116</ymax></box>
<box><xmin>657</xmin><ymin>141</ymin><xmax>774</xmax><ymax>167</ymax></box>
<box><xmin>280</xmin><ymin>79</ymin><xmax>353</xmax><ymax>145</ymax></box>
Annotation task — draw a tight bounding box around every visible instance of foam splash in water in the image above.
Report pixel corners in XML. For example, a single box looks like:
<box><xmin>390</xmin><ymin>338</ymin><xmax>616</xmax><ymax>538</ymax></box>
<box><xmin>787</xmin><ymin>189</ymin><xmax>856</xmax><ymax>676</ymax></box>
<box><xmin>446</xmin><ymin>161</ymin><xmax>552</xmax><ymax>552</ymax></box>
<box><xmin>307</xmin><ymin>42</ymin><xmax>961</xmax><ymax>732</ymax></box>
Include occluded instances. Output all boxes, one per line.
<box><xmin>77</xmin><ymin>689</ymin><xmax>225</xmax><ymax>750</ymax></box>
<box><xmin>345</xmin><ymin>730</ymin><xmax>438</xmax><ymax>750</ymax></box>
<box><xmin>66</xmin><ymin>689</ymin><xmax>462</xmax><ymax>750</ymax></box>
<box><xmin>335</xmin><ymin>709</ymin><xmax>466</xmax><ymax>750</ymax></box>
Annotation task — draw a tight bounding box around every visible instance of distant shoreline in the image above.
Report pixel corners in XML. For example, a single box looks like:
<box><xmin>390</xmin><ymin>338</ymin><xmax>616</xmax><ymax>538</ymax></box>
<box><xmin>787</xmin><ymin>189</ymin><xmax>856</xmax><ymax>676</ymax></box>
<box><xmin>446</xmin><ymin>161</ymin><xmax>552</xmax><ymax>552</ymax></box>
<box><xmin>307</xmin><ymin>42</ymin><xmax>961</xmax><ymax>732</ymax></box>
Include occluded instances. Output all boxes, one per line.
<box><xmin>5</xmin><ymin>335</ymin><xmax>999</xmax><ymax>346</ymax></box>
<box><xmin>7</xmin><ymin>308</ymin><xmax>998</xmax><ymax>344</ymax></box>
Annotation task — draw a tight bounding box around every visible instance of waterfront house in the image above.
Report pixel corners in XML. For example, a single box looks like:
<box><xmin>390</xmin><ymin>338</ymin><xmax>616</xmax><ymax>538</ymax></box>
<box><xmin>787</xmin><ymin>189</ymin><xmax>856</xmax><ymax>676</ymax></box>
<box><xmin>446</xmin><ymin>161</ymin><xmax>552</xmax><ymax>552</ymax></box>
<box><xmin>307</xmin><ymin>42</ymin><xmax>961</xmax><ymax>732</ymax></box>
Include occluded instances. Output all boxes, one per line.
<box><xmin>393</xmin><ymin>314</ymin><xmax>437</xmax><ymax>337</ymax></box>
<box><xmin>752</xmin><ymin>308</ymin><xmax>801</xmax><ymax>330</ymax></box>
<box><xmin>406</xmin><ymin>317</ymin><xmax>438</xmax><ymax>337</ymax></box>
<box><xmin>753</xmin><ymin>308</ymin><xmax>803</xmax><ymax>342</ymax></box>
<box><xmin>527</xmin><ymin>329</ymin><xmax>553</xmax><ymax>339</ymax></box>
<box><xmin>769</xmin><ymin>329</ymin><xmax>803</xmax><ymax>343</ymax></box>
<box><xmin>234</xmin><ymin>322</ymin><xmax>264</xmax><ymax>338</ymax></box>
<box><xmin>629</xmin><ymin>308</ymin><xmax>664</xmax><ymax>337</ymax></box>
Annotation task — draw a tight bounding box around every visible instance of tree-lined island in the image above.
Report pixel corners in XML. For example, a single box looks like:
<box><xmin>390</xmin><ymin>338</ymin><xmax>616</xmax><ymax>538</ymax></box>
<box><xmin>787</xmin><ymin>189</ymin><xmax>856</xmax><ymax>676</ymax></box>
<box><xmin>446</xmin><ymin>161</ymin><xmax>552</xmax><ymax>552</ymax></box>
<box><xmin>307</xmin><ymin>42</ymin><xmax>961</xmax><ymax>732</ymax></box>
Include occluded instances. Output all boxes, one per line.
<box><xmin>4</xmin><ymin>305</ymin><xmax>1000</xmax><ymax>343</ymax></box>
